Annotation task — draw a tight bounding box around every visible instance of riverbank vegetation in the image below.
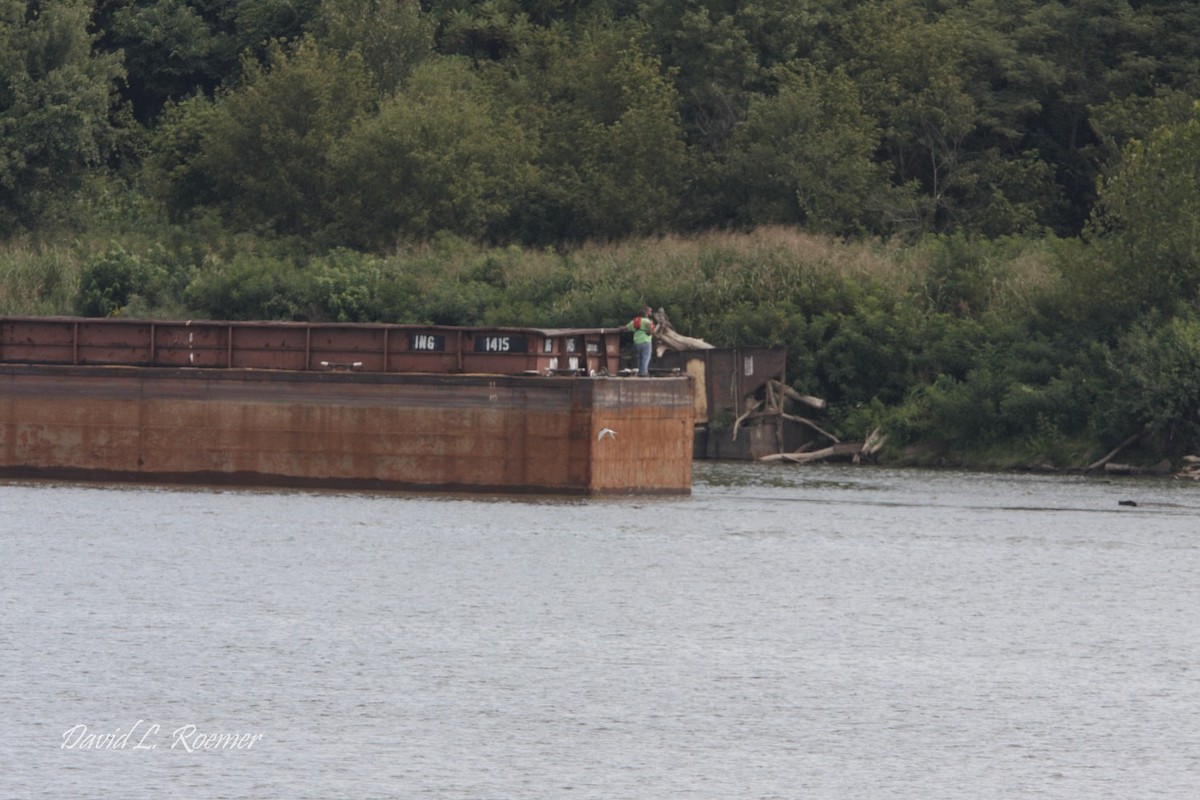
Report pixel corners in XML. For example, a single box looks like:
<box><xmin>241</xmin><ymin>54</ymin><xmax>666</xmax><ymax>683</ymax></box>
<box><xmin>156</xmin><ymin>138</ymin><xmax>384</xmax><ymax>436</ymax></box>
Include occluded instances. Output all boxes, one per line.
<box><xmin>4</xmin><ymin>0</ymin><xmax>1200</xmax><ymax>468</ymax></box>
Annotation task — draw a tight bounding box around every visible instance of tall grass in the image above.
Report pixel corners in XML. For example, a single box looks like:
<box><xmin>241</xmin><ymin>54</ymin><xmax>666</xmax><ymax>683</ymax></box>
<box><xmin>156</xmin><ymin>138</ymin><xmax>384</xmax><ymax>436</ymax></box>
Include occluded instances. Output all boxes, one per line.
<box><xmin>0</xmin><ymin>244</ymin><xmax>83</xmax><ymax>315</ymax></box>
<box><xmin>0</xmin><ymin>226</ymin><xmax>1065</xmax><ymax>327</ymax></box>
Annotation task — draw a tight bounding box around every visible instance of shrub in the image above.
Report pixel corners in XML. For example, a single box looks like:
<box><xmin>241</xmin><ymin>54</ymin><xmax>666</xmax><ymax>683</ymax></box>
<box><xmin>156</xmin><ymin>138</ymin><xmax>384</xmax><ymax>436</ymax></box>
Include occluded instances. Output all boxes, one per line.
<box><xmin>1091</xmin><ymin>314</ymin><xmax>1200</xmax><ymax>456</ymax></box>
<box><xmin>77</xmin><ymin>247</ymin><xmax>158</xmax><ymax>317</ymax></box>
<box><xmin>182</xmin><ymin>255</ymin><xmax>307</xmax><ymax>320</ymax></box>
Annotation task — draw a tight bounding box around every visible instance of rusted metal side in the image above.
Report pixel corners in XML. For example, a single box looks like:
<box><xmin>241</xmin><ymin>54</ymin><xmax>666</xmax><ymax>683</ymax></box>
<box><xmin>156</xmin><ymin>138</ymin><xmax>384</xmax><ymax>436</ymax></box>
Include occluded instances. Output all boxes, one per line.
<box><xmin>0</xmin><ymin>364</ymin><xmax>691</xmax><ymax>495</ymax></box>
<box><xmin>0</xmin><ymin>317</ymin><xmax>624</xmax><ymax>377</ymax></box>
<box><xmin>657</xmin><ymin>346</ymin><xmax>786</xmax><ymax>419</ymax></box>
<box><xmin>585</xmin><ymin>378</ymin><xmax>694</xmax><ymax>494</ymax></box>
<box><xmin>655</xmin><ymin>346</ymin><xmax>792</xmax><ymax>460</ymax></box>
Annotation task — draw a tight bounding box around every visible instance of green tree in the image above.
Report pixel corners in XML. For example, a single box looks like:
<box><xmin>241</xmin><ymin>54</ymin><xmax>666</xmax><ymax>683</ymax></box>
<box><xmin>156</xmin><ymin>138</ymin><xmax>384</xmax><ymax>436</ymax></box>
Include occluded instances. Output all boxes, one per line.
<box><xmin>229</xmin><ymin>0</ymin><xmax>320</xmax><ymax>55</ymax></box>
<box><xmin>1094</xmin><ymin>313</ymin><xmax>1200</xmax><ymax>456</ymax></box>
<box><xmin>638</xmin><ymin>0</ymin><xmax>757</xmax><ymax>154</ymax></box>
<box><xmin>1000</xmin><ymin>0</ymin><xmax>1161</xmax><ymax>232</ymax></box>
<box><xmin>638</xmin><ymin>0</ymin><xmax>835</xmax><ymax>155</ymax></box>
<box><xmin>0</xmin><ymin>0</ymin><xmax>125</xmax><ymax>235</ymax></box>
<box><xmin>143</xmin><ymin>93</ymin><xmax>221</xmax><ymax>221</ymax></box>
<box><xmin>835</xmin><ymin>0</ymin><xmax>978</xmax><ymax>235</ymax></box>
<box><xmin>1140</xmin><ymin>0</ymin><xmax>1200</xmax><ymax>89</ymax></box>
<box><xmin>75</xmin><ymin>245</ymin><xmax>183</xmax><ymax>316</ymax></box>
<box><xmin>722</xmin><ymin>66</ymin><xmax>889</xmax><ymax>234</ymax></box>
<box><xmin>433</xmin><ymin>0</ymin><xmax>532</xmax><ymax>61</ymax></box>
<box><xmin>171</xmin><ymin>38</ymin><xmax>374</xmax><ymax>238</ymax></box>
<box><xmin>508</xmin><ymin>24</ymin><xmax>688</xmax><ymax>241</ymax></box>
<box><xmin>98</xmin><ymin>0</ymin><xmax>237</xmax><ymax>122</ymax></box>
<box><xmin>329</xmin><ymin>58</ymin><xmax>533</xmax><ymax>248</ymax></box>
<box><xmin>312</xmin><ymin>0</ymin><xmax>435</xmax><ymax>96</ymax></box>
<box><xmin>95</xmin><ymin>0</ymin><xmax>349</xmax><ymax>122</ymax></box>
<box><xmin>1084</xmin><ymin>105</ymin><xmax>1200</xmax><ymax>318</ymax></box>
<box><xmin>1088</xmin><ymin>87</ymin><xmax>1198</xmax><ymax>168</ymax></box>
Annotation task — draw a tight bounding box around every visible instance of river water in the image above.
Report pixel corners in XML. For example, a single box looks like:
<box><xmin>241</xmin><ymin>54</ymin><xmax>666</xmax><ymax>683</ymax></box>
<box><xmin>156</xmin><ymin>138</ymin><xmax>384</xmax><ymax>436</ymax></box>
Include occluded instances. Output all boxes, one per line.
<box><xmin>3</xmin><ymin>463</ymin><xmax>1199</xmax><ymax>799</ymax></box>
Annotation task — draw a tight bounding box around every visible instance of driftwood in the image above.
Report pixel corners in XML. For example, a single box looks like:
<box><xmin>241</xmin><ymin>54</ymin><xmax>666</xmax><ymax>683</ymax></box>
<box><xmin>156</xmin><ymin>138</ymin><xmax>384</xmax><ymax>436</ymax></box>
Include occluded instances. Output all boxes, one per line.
<box><xmin>1176</xmin><ymin>455</ymin><xmax>1200</xmax><ymax>480</ymax></box>
<box><xmin>759</xmin><ymin>442</ymin><xmax>866</xmax><ymax>464</ymax></box>
<box><xmin>726</xmin><ymin>377</ymin><xmax>835</xmax><ymax>451</ymax></box>
<box><xmin>1085</xmin><ymin>431</ymin><xmax>1141</xmax><ymax>472</ymax></box>
<box><xmin>651</xmin><ymin>308</ymin><xmax>714</xmax><ymax>352</ymax></box>
<box><xmin>730</xmin><ymin>398</ymin><xmax>763</xmax><ymax>441</ymax></box>
<box><xmin>768</xmin><ymin>379</ymin><xmax>826</xmax><ymax>411</ymax></box>
<box><xmin>760</xmin><ymin>429</ymin><xmax>887</xmax><ymax>465</ymax></box>
<box><xmin>656</xmin><ymin>330</ymin><xmax>713</xmax><ymax>353</ymax></box>
<box><xmin>760</xmin><ymin>448</ymin><xmax>834</xmax><ymax>464</ymax></box>
<box><xmin>1105</xmin><ymin>460</ymin><xmax>1172</xmax><ymax>476</ymax></box>
<box><xmin>757</xmin><ymin>441</ymin><xmax>817</xmax><ymax>461</ymax></box>
<box><xmin>736</xmin><ymin>409</ymin><xmax>839</xmax><ymax>444</ymax></box>
<box><xmin>853</xmin><ymin>427</ymin><xmax>886</xmax><ymax>464</ymax></box>
<box><xmin>645</xmin><ymin>313</ymin><xmax>838</xmax><ymax>455</ymax></box>
<box><xmin>779</xmin><ymin>412</ymin><xmax>841</xmax><ymax>444</ymax></box>
<box><xmin>863</xmin><ymin>426</ymin><xmax>886</xmax><ymax>454</ymax></box>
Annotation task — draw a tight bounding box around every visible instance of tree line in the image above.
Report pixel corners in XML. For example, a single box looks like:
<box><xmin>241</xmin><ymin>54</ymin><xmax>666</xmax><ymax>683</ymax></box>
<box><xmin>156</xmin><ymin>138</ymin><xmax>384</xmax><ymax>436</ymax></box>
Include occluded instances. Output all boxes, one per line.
<box><xmin>4</xmin><ymin>0</ymin><xmax>1200</xmax><ymax>245</ymax></box>
<box><xmin>5</xmin><ymin>0</ymin><xmax>1200</xmax><ymax>468</ymax></box>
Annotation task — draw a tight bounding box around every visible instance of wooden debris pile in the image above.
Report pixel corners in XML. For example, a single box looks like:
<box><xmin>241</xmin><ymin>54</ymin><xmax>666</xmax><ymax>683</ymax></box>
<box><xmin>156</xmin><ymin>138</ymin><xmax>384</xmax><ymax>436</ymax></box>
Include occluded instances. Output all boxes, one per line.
<box><xmin>1084</xmin><ymin>429</ymin><xmax>1180</xmax><ymax>476</ymax></box>
<box><xmin>1176</xmin><ymin>456</ymin><xmax>1200</xmax><ymax>479</ymax></box>
<box><xmin>1083</xmin><ymin>431</ymin><xmax>1141</xmax><ymax>473</ymax></box>
<box><xmin>758</xmin><ymin>416</ymin><xmax>886</xmax><ymax>465</ymax></box>
<box><xmin>737</xmin><ymin>378</ymin><xmax>886</xmax><ymax>466</ymax></box>
<box><xmin>646</xmin><ymin>308</ymin><xmax>886</xmax><ymax>464</ymax></box>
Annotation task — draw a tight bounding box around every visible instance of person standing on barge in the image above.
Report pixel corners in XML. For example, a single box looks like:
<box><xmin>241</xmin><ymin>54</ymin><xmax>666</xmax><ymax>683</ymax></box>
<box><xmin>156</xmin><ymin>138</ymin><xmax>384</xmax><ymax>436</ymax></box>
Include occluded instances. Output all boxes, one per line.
<box><xmin>627</xmin><ymin>307</ymin><xmax>657</xmax><ymax>377</ymax></box>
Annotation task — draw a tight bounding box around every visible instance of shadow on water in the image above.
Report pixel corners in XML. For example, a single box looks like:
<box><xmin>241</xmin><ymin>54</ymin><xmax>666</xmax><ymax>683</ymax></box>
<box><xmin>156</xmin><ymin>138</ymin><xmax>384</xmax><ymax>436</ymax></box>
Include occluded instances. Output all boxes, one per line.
<box><xmin>692</xmin><ymin>460</ymin><xmax>1200</xmax><ymax>516</ymax></box>
<box><xmin>0</xmin><ymin>476</ymin><xmax>688</xmax><ymax>510</ymax></box>
<box><xmin>7</xmin><ymin>462</ymin><xmax>1199</xmax><ymax>516</ymax></box>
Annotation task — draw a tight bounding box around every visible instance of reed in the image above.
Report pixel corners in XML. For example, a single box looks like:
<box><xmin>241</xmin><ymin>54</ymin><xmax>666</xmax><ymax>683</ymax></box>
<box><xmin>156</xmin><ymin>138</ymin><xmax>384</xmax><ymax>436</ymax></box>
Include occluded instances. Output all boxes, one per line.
<box><xmin>0</xmin><ymin>226</ymin><xmax>1063</xmax><ymax>325</ymax></box>
<box><xmin>0</xmin><ymin>244</ymin><xmax>83</xmax><ymax>315</ymax></box>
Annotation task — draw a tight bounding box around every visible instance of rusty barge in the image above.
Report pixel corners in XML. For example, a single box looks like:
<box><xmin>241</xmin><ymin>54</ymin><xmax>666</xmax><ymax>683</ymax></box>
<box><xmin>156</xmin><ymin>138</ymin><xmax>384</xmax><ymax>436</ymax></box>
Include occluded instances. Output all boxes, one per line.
<box><xmin>0</xmin><ymin>317</ymin><xmax>693</xmax><ymax>495</ymax></box>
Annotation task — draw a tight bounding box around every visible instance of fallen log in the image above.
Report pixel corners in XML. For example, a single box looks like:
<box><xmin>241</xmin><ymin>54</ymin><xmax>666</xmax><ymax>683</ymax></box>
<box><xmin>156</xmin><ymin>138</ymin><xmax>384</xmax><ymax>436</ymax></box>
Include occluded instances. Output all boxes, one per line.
<box><xmin>768</xmin><ymin>379</ymin><xmax>825</xmax><ymax>411</ymax></box>
<box><xmin>730</xmin><ymin>398</ymin><xmax>763</xmax><ymax>441</ymax></box>
<box><xmin>656</xmin><ymin>330</ymin><xmax>714</xmax><ymax>353</ymax></box>
<box><xmin>854</xmin><ymin>427</ymin><xmax>886</xmax><ymax>464</ymax></box>
<box><xmin>652</xmin><ymin>308</ymin><xmax>714</xmax><ymax>352</ymax></box>
<box><xmin>779</xmin><ymin>412</ymin><xmax>840</xmax><ymax>444</ymax></box>
<box><xmin>1085</xmin><ymin>431</ymin><xmax>1141</xmax><ymax>472</ymax></box>
<box><xmin>759</xmin><ymin>442</ymin><xmax>865</xmax><ymax>464</ymax></box>
<box><xmin>760</xmin><ymin>446</ymin><xmax>837</xmax><ymax>464</ymax></box>
<box><xmin>1105</xmin><ymin>460</ymin><xmax>1172</xmax><ymax>476</ymax></box>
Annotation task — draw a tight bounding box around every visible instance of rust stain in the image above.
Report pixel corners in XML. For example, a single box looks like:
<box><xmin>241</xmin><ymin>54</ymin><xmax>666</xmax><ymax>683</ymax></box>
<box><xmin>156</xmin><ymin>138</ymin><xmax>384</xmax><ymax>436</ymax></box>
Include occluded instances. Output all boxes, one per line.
<box><xmin>0</xmin><ymin>365</ymin><xmax>692</xmax><ymax>495</ymax></box>
<box><xmin>0</xmin><ymin>317</ymin><xmax>626</xmax><ymax>377</ymax></box>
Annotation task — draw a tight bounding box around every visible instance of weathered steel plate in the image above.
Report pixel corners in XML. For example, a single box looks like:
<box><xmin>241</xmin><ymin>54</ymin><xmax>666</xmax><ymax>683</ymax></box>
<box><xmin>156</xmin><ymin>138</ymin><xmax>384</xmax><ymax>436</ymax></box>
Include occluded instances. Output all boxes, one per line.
<box><xmin>0</xmin><ymin>364</ymin><xmax>692</xmax><ymax>495</ymax></box>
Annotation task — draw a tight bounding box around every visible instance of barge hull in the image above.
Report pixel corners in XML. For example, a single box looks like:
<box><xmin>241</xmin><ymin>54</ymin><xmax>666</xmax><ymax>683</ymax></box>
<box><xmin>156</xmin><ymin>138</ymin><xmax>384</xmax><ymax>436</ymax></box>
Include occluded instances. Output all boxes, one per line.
<box><xmin>0</xmin><ymin>365</ymin><xmax>692</xmax><ymax>495</ymax></box>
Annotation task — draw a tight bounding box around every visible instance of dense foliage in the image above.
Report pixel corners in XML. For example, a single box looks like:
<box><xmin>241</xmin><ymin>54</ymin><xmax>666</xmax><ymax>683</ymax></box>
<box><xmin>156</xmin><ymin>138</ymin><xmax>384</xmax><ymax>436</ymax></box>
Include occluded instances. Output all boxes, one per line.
<box><xmin>3</xmin><ymin>0</ymin><xmax>1197</xmax><ymax>243</ymax></box>
<box><xmin>4</xmin><ymin>0</ymin><xmax>1200</xmax><ymax>467</ymax></box>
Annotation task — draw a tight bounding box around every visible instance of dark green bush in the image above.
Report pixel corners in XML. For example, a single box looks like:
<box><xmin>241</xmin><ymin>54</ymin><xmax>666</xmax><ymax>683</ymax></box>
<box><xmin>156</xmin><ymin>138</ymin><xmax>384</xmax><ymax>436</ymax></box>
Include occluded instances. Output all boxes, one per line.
<box><xmin>920</xmin><ymin>233</ymin><xmax>1003</xmax><ymax>315</ymax></box>
<box><xmin>299</xmin><ymin>249</ymin><xmax>387</xmax><ymax>322</ymax></box>
<box><xmin>77</xmin><ymin>247</ymin><xmax>159</xmax><ymax>317</ymax></box>
<box><xmin>1090</xmin><ymin>314</ymin><xmax>1200</xmax><ymax>456</ymax></box>
<box><xmin>182</xmin><ymin>255</ymin><xmax>308</xmax><ymax>320</ymax></box>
